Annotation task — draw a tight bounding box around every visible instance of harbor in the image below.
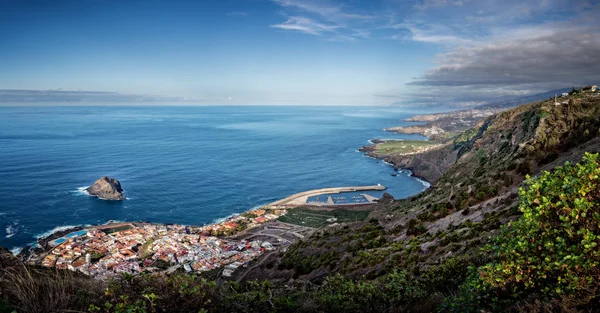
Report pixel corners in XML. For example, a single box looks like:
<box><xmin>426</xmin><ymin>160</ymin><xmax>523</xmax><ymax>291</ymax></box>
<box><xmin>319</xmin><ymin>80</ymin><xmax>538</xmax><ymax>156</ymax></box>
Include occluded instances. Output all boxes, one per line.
<box><xmin>266</xmin><ymin>185</ymin><xmax>386</xmax><ymax>208</ymax></box>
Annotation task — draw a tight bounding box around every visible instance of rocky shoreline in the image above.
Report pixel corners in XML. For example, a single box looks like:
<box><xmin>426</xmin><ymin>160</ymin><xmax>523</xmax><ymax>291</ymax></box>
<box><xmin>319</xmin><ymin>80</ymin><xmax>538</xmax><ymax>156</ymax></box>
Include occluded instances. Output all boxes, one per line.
<box><xmin>360</xmin><ymin>143</ymin><xmax>434</xmax><ymax>185</ymax></box>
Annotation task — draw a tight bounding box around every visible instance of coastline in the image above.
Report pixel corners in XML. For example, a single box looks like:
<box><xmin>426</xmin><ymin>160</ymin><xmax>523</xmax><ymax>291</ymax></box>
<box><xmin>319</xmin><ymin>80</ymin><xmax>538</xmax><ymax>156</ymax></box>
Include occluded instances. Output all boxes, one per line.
<box><xmin>30</xmin><ymin>183</ymin><xmax>390</xmax><ymax>253</ymax></box>
<box><xmin>16</xmin><ymin>137</ymin><xmax>435</xmax><ymax>257</ymax></box>
<box><xmin>359</xmin><ymin>140</ymin><xmax>436</xmax><ymax>186</ymax></box>
<box><xmin>10</xmin><ymin>113</ymin><xmax>443</xmax><ymax>271</ymax></box>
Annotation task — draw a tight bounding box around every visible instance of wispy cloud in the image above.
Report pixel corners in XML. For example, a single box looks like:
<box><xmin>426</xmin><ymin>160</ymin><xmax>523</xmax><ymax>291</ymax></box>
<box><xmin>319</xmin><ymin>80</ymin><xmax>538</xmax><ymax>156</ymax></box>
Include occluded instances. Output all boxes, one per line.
<box><xmin>270</xmin><ymin>0</ymin><xmax>376</xmax><ymax>40</ymax></box>
<box><xmin>268</xmin><ymin>0</ymin><xmax>600</xmax><ymax>105</ymax></box>
<box><xmin>227</xmin><ymin>11</ymin><xmax>248</xmax><ymax>17</ymax></box>
<box><xmin>414</xmin><ymin>0</ymin><xmax>464</xmax><ymax>10</ymax></box>
<box><xmin>389</xmin><ymin>22</ymin><xmax>477</xmax><ymax>44</ymax></box>
<box><xmin>271</xmin><ymin>16</ymin><xmax>339</xmax><ymax>35</ymax></box>
<box><xmin>272</xmin><ymin>0</ymin><xmax>372</xmax><ymax>20</ymax></box>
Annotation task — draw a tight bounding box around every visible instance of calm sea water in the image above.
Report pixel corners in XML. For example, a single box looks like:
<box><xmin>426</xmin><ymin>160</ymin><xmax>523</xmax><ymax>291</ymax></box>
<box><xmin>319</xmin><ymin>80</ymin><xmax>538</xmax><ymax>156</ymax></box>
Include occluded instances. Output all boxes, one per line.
<box><xmin>0</xmin><ymin>105</ymin><xmax>431</xmax><ymax>251</ymax></box>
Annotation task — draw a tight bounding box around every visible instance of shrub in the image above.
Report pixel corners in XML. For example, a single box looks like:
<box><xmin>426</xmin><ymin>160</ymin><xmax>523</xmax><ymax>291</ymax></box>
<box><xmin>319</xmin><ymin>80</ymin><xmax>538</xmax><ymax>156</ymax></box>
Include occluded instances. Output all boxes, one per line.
<box><xmin>316</xmin><ymin>271</ymin><xmax>429</xmax><ymax>312</ymax></box>
<box><xmin>450</xmin><ymin>153</ymin><xmax>600</xmax><ymax>311</ymax></box>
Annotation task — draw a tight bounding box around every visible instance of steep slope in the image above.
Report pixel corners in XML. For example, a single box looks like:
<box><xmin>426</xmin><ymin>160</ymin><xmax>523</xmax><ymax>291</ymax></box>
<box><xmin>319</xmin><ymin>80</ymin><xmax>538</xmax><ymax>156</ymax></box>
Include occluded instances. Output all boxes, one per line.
<box><xmin>243</xmin><ymin>92</ymin><xmax>600</xmax><ymax>284</ymax></box>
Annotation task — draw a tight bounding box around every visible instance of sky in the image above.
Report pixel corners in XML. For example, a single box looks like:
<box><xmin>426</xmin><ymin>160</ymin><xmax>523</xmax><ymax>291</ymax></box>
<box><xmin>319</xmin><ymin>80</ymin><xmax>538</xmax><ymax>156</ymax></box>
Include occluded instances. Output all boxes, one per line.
<box><xmin>0</xmin><ymin>0</ymin><xmax>599</xmax><ymax>106</ymax></box>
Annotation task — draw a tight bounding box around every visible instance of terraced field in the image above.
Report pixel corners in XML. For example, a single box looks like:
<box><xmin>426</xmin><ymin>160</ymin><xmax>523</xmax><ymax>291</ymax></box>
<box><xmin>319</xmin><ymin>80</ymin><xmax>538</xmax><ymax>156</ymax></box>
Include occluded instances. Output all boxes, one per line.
<box><xmin>278</xmin><ymin>208</ymin><xmax>370</xmax><ymax>228</ymax></box>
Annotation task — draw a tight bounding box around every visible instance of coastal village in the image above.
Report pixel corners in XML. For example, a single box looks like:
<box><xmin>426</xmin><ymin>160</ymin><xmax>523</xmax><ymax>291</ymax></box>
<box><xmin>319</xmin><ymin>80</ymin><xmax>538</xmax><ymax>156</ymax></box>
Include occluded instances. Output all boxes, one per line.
<box><xmin>27</xmin><ymin>183</ymin><xmax>386</xmax><ymax>281</ymax></box>
<box><xmin>32</xmin><ymin>208</ymin><xmax>287</xmax><ymax>279</ymax></box>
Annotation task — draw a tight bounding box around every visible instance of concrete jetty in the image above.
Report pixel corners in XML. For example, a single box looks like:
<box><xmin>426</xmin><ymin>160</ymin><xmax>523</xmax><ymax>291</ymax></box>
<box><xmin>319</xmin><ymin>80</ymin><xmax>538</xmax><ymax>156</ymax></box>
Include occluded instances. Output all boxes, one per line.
<box><xmin>266</xmin><ymin>185</ymin><xmax>386</xmax><ymax>208</ymax></box>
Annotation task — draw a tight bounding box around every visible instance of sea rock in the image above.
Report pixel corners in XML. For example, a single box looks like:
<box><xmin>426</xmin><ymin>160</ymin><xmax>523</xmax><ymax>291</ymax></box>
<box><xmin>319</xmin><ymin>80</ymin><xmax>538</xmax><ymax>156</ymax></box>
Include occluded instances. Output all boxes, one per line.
<box><xmin>86</xmin><ymin>176</ymin><xmax>125</xmax><ymax>200</ymax></box>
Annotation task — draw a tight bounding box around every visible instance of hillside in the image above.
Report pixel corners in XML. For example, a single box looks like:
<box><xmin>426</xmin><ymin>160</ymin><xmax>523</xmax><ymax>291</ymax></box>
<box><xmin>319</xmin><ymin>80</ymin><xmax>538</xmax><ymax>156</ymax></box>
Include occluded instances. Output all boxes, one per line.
<box><xmin>381</xmin><ymin>88</ymin><xmax>573</xmax><ymax>145</ymax></box>
<box><xmin>2</xmin><ymin>92</ymin><xmax>600</xmax><ymax>312</ymax></box>
<box><xmin>233</xmin><ymin>92</ymin><xmax>600</xmax><ymax>309</ymax></box>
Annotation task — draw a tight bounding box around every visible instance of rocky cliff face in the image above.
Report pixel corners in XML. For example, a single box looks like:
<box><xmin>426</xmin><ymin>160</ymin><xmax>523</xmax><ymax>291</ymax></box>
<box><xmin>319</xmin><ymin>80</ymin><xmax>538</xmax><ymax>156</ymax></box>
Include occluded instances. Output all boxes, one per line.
<box><xmin>86</xmin><ymin>176</ymin><xmax>124</xmax><ymax>200</ymax></box>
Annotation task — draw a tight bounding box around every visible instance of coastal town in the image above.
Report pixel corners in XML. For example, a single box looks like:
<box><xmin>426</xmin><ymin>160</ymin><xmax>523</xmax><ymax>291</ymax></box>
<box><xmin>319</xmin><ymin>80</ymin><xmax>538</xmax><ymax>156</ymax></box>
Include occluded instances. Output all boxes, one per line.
<box><xmin>26</xmin><ymin>185</ymin><xmax>385</xmax><ymax>280</ymax></box>
<box><xmin>31</xmin><ymin>208</ymin><xmax>288</xmax><ymax>279</ymax></box>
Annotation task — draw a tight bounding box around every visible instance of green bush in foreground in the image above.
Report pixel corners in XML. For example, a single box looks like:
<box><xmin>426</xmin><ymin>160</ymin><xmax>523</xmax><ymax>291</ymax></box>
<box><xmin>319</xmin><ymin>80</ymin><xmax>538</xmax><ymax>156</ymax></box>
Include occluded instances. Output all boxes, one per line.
<box><xmin>445</xmin><ymin>152</ymin><xmax>600</xmax><ymax>312</ymax></box>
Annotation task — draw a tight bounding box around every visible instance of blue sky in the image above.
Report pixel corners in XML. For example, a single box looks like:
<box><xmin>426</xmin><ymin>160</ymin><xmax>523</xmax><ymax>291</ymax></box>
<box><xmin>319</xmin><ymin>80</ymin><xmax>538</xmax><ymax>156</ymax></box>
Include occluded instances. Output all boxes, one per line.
<box><xmin>1</xmin><ymin>0</ymin><xmax>599</xmax><ymax>106</ymax></box>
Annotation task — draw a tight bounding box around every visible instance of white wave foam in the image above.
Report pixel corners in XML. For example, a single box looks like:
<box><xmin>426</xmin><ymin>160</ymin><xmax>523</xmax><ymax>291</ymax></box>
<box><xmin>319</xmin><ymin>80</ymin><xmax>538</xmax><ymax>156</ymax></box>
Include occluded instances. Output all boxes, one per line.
<box><xmin>102</xmin><ymin>220</ymin><xmax>120</xmax><ymax>225</ymax></box>
<box><xmin>95</xmin><ymin>195</ymin><xmax>128</xmax><ymax>201</ymax></box>
<box><xmin>35</xmin><ymin>225</ymin><xmax>81</xmax><ymax>239</ymax></box>
<box><xmin>407</xmin><ymin>171</ymin><xmax>431</xmax><ymax>189</ymax></box>
<box><xmin>211</xmin><ymin>213</ymin><xmax>240</xmax><ymax>225</ymax></box>
<box><xmin>208</xmin><ymin>203</ymin><xmax>270</xmax><ymax>225</ymax></box>
<box><xmin>74</xmin><ymin>186</ymin><xmax>128</xmax><ymax>200</ymax></box>
<box><xmin>416</xmin><ymin>177</ymin><xmax>431</xmax><ymax>189</ymax></box>
<box><xmin>10</xmin><ymin>247</ymin><xmax>22</xmax><ymax>256</ymax></box>
<box><xmin>5</xmin><ymin>220</ymin><xmax>20</xmax><ymax>238</ymax></box>
<box><xmin>5</xmin><ymin>225</ymin><xmax>15</xmax><ymax>238</ymax></box>
<box><xmin>74</xmin><ymin>186</ymin><xmax>90</xmax><ymax>196</ymax></box>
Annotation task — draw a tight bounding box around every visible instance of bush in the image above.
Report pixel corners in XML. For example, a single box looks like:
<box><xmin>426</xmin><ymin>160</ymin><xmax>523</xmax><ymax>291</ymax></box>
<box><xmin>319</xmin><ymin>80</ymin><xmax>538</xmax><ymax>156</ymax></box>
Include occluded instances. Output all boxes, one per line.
<box><xmin>316</xmin><ymin>271</ymin><xmax>430</xmax><ymax>312</ymax></box>
<box><xmin>449</xmin><ymin>153</ymin><xmax>600</xmax><ymax>311</ymax></box>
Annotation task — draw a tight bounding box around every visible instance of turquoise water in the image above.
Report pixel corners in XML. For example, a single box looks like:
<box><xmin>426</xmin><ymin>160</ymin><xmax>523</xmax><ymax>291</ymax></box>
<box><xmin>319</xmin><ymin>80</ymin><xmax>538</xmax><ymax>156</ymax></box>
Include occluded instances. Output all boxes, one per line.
<box><xmin>65</xmin><ymin>230</ymin><xmax>87</xmax><ymax>238</ymax></box>
<box><xmin>0</xmin><ymin>105</ymin><xmax>432</xmax><ymax>251</ymax></box>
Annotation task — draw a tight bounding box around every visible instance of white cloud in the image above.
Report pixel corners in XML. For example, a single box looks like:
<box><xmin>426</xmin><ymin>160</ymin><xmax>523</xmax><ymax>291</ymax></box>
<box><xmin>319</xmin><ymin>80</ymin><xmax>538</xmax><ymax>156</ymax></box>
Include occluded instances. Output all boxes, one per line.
<box><xmin>390</xmin><ymin>22</ymin><xmax>476</xmax><ymax>44</ymax></box>
<box><xmin>270</xmin><ymin>0</ymin><xmax>375</xmax><ymax>40</ymax></box>
<box><xmin>271</xmin><ymin>16</ymin><xmax>339</xmax><ymax>35</ymax></box>
<box><xmin>267</xmin><ymin>0</ymin><xmax>600</xmax><ymax>104</ymax></box>
<box><xmin>227</xmin><ymin>11</ymin><xmax>248</xmax><ymax>17</ymax></box>
<box><xmin>272</xmin><ymin>0</ymin><xmax>371</xmax><ymax>20</ymax></box>
<box><xmin>414</xmin><ymin>0</ymin><xmax>465</xmax><ymax>10</ymax></box>
<box><xmin>408</xmin><ymin>25</ymin><xmax>600</xmax><ymax>89</ymax></box>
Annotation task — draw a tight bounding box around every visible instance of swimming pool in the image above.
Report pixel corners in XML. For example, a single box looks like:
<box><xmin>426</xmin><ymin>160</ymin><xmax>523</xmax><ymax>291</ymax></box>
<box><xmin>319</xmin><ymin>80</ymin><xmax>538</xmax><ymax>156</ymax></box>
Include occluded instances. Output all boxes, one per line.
<box><xmin>50</xmin><ymin>230</ymin><xmax>88</xmax><ymax>246</ymax></box>
<box><xmin>64</xmin><ymin>230</ymin><xmax>87</xmax><ymax>238</ymax></box>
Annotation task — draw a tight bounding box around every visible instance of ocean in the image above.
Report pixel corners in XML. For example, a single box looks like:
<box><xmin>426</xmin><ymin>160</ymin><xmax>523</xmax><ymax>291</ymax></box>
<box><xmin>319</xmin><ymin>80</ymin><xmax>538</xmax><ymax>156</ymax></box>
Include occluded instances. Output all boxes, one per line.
<box><xmin>0</xmin><ymin>105</ymin><xmax>432</xmax><ymax>252</ymax></box>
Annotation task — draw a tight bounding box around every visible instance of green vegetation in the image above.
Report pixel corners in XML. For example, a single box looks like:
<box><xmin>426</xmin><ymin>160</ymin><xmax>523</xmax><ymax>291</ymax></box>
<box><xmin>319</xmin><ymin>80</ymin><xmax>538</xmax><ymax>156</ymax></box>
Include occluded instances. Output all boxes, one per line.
<box><xmin>278</xmin><ymin>207</ymin><xmax>370</xmax><ymax>228</ymax></box>
<box><xmin>374</xmin><ymin>140</ymin><xmax>438</xmax><ymax>155</ymax></box>
<box><xmin>101</xmin><ymin>225</ymin><xmax>132</xmax><ymax>234</ymax></box>
<box><xmin>445</xmin><ymin>153</ymin><xmax>600</xmax><ymax>312</ymax></box>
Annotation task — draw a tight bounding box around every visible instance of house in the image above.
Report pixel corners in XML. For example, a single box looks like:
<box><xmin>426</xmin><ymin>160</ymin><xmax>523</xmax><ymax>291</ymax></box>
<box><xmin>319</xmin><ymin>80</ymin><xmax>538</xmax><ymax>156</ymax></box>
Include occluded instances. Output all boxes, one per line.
<box><xmin>254</xmin><ymin>216</ymin><xmax>268</xmax><ymax>223</ymax></box>
<box><xmin>69</xmin><ymin>258</ymin><xmax>87</xmax><ymax>271</ymax></box>
<box><xmin>223</xmin><ymin>222</ymin><xmax>238</xmax><ymax>230</ymax></box>
<box><xmin>582</xmin><ymin>85</ymin><xmax>598</xmax><ymax>92</ymax></box>
<box><xmin>562</xmin><ymin>92</ymin><xmax>569</xmax><ymax>97</ymax></box>
<box><xmin>42</xmin><ymin>254</ymin><xmax>57</xmax><ymax>267</ymax></box>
